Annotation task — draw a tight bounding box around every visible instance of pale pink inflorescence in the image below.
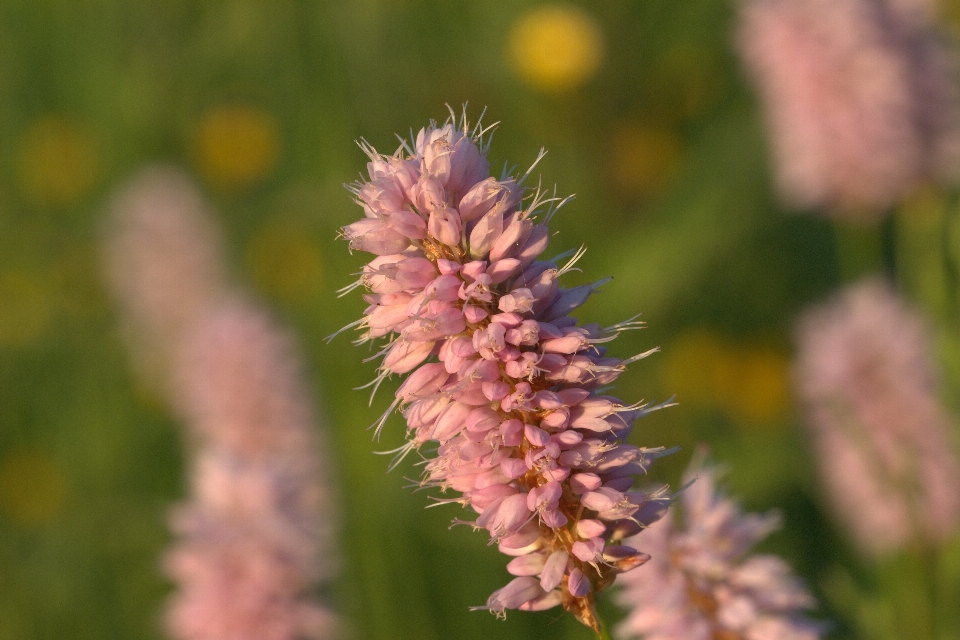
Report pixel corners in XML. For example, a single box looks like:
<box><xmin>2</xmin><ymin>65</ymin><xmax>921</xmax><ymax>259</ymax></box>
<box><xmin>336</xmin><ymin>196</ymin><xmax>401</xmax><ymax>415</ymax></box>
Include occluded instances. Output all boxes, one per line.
<box><xmin>615</xmin><ymin>461</ymin><xmax>823</xmax><ymax>640</ymax></box>
<box><xmin>794</xmin><ymin>279</ymin><xmax>960</xmax><ymax>556</ymax></box>
<box><xmin>737</xmin><ymin>0</ymin><xmax>960</xmax><ymax>218</ymax></box>
<box><xmin>103</xmin><ymin>166</ymin><xmax>229</xmax><ymax>392</ymax></box>
<box><xmin>166</xmin><ymin>302</ymin><xmax>337</xmax><ymax>640</ymax></box>
<box><xmin>103</xmin><ymin>167</ymin><xmax>338</xmax><ymax>640</ymax></box>
<box><xmin>334</xmin><ymin>110</ymin><xmax>672</xmax><ymax>633</ymax></box>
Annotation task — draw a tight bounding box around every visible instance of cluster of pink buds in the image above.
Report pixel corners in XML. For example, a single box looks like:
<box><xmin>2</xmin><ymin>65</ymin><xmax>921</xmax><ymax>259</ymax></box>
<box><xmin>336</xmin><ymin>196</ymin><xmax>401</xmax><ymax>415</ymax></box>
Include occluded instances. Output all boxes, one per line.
<box><xmin>736</xmin><ymin>0</ymin><xmax>960</xmax><ymax>216</ymax></box>
<box><xmin>333</xmin><ymin>109</ymin><xmax>673</xmax><ymax>633</ymax></box>
<box><xmin>616</xmin><ymin>458</ymin><xmax>823</xmax><ymax>640</ymax></box>
<box><xmin>104</xmin><ymin>168</ymin><xmax>338</xmax><ymax>640</ymax></box>
<box><xmin>794</xmin><ymin>279</ymin><xmax>960</xmax><ymax>556</ymax></box>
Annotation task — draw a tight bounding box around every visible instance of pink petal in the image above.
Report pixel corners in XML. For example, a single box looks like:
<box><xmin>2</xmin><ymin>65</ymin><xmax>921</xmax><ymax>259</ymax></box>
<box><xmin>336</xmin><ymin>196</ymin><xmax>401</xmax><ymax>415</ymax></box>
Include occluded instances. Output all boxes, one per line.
<box><xmin>567</xmin><ymin>568</ymin><xmax>591</xmax><ymax>597</ymax></box>
<box><xmin>540</xmin><ymin>550</ymin><xmax>569</xmax><ymax>591</ymax></box>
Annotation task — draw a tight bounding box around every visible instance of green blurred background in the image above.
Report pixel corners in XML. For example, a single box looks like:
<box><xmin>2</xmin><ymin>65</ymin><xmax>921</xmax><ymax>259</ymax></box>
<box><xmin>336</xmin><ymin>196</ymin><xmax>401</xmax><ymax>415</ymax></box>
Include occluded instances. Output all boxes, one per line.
<box><xmin>2</xmin><ymin>1</ymin><xmax>957</xmax><ymax>639</ymax></box>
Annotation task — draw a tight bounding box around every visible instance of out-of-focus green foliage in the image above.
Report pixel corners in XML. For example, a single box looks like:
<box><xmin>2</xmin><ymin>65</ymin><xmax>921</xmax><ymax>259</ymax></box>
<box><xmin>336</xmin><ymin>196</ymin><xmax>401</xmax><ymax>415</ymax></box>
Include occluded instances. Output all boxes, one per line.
<box><xmin>2</xmin><ymin>2</ymin><xmax>940</xmax><ymax>639</ymax></box>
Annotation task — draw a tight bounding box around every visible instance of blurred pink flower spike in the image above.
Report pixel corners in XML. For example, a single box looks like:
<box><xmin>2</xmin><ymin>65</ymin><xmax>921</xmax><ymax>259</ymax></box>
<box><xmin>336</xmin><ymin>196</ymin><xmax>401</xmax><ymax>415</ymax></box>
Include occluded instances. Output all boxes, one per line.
<box><xmin>794</xmin><ymin>278</ymin><xmax>960</xmax><ymax>556</ymax></box>
<box><xmin>615</xmin><ymin>457</ymin><xmax>825</xmax><ymax>640</ymax></box>
<box><xmin>332</xmin><ymin>106</ymin><xmax>674</xmax><ymax>635</ymax></box>
<box><xmin>737</xmin><ymin>0</ymin><xmax>960</xmax><ymax>219</ymax></box>
<box><xmin>166</xmin><ymin>301</ymin><xmax>338</xmax><ymax>640</ymax></box>
<box><xmin>103</xmin><ymin>166</ymin><xmax>228</xmax><ymax>394</ymax></box>
<box><xmin>103</xmin><ymin>167</ymin><xmax>338</xmax><ymax>640</ymax></box>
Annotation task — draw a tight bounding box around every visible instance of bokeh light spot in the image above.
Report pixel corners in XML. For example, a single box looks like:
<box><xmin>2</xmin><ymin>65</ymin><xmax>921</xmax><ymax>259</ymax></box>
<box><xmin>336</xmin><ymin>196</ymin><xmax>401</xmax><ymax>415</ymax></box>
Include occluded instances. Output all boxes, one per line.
<box><xmin>192</xmin><ymin>104</ymin><xmax>280</xmax><ymax>190</ymax></box>
<box><xmin>246</xmin><ymin>222</ymin><xmax>323</xmax><ymax>303</ymax></box>
<box><xmin>662</xmin><ymin>329</ymin><xmax>790</xmax><ymax>426</ymax></box>
<box><xmin>0</xmin><ymin>448</ymin><xmax>69</xmax><ymax>526</ymax></box>
<box><xmin>662</xmin><ymin>329</ymin><xmax>731</xmax><ymax>407</ymax></box>
<box><xmin>15</xmin><ymin>115</ymin><xmax>100</xmax><ymax>208</ymax></box>
<box><xmin>726</xmin><ymin>347</ymin><xmax>791</xmax><ymax>424</ymax></box>
<box><xmin>610</xmin><ymin>123</ymin><xmax>684</xmax><ymax>197</ymax></box>
<box><xmin>508</xmin><ymin>4</ymin><xmax>604</xmax><ymax>93</ymax></box>
<box><xmin>0</xmin><ymin>270</ymin><xmax>55</xmax><ymax>347</ymax></box>
<box><xmin>941</xmin><ymin>0</ymin><xmax>960</xmax><ymax>30</ymax></box>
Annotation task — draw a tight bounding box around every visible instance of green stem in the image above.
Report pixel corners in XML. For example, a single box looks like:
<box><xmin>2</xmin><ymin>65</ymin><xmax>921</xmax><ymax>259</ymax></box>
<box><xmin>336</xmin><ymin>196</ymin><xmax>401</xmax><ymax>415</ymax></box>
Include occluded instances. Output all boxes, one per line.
<box><xmin>832</xmin><ymin>218</ymin><xmax>884</xmax><ymax>283</ymax></box>
<box><xmin>597</xmin><ymin>610</ymin><xmax>614</xmax><ymax>640</ymax></box>
<box><xmin>920</xmin><ymin>543</ymin><xmax>940</xmax><ymax>640</ymax></box>
<box><xmin>894</xmin><ymin>190</ymin><xmax>960</xmax><ymax>411</ymax></box>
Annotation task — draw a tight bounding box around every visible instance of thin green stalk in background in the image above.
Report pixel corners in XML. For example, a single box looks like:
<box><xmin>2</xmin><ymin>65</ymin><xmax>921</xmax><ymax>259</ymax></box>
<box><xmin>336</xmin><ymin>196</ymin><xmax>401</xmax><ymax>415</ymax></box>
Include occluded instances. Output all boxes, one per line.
<box><xmin>597</xmin><ymin>611</ymin><xmax>613</xmax><ymax>640</ymax></box>
<box><xmin>832</xmin><ymin>217</ymin><xmax>884</xmax><ymax>283</ymax></box>
<box><xmin>896</xmin><ymin>191</ymin><xmax>960</xmax><ymax>412</ymax></box>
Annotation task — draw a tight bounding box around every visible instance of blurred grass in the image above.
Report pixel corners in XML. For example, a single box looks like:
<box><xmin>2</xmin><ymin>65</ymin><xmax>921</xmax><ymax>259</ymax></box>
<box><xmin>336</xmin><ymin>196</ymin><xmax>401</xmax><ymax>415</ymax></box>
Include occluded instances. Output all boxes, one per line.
<box><xmin>0</xmin><ymin>1</ymin><xmax>855</xmax><ymax>639</ymax></box>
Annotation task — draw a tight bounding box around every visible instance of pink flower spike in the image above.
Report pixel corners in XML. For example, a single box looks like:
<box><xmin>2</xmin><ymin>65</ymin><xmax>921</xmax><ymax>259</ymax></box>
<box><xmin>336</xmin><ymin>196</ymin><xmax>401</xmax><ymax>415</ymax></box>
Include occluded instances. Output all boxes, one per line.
<box><xmin>794</xmin><ymin>278</ymin><xmax>960</xmax><ymax>554</ymax></box>
<box><xmin>736</xmin><ymin>0</ymin><xmax>960</xmax><ymax>217</ymax></box>
<box><xmin>460</xmin><ymin>260</ymin><xmax>488</xmax><ymax>281</ymax></box>
<box><xmin>616</xmin><ymin>460</ymin><xmax>823</xmax><ymax>639</ymax></box>
<box><xmin>333</xmin><ymin>111</ymin><xmax>673</xmax><ymax>634</ymax></box>
<box><xmin>515</xmin><ymin>225</ymin><xmax>550</xmax><ymax>268</ymax></box>
<box><xmin>466</xmin><ymin>407</ymin><xmax>502</xmax><ymax>434</ymax></box>
<box><xmin>431</xmin><ymin>401</ymin><xmax>473</xmax><ymax>442</ymax></box>
<box><xmin>166</xmin><ymin>303</ymin><xmax>341</xmax><ymax>640</ymax></box>
<box><xmin>361</xmin><ymin>177</ymin><xmax>406</xmax><ymax>211</ymax></box>
<box><xmin>395</xmin><ymin>257</ymin><xmax>437</xmax><ymax>289</ymax></box>
<box><xmin>424</xmin><ymin>274</ymin><xmax>461</xmax><ymax>302</ymax></box>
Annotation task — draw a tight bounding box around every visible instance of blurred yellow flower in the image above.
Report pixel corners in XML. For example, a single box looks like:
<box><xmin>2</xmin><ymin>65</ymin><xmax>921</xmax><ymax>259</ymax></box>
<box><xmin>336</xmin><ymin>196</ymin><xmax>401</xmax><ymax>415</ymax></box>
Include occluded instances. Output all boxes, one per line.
<box><xmin>726</xmin><ymin>347</ymin><xmax>791</xmax><ymax>424</ymax></box>
<box><xmin>0</xmin><ymin>270</ymin><xmax>55</xmax><ymax>347</ymax></box>
<box><xmin>941</xmin><ymin>0</ymin><xmax>960</xmax><ymax>29</ymax></box>
<box><xmin>662</xmin><ymin>329</ymin><xmax>731</xmax><ymax>407</ymax></box>
<box><xmin>508</xmin><ymin>4</ymin><xmax>604</xmax><ymax>92</ymax></box>
<box><xmin>246</xmin><ymin>221</ymin><xmax>323</xmax><ymax>303</ymax></box>
<box><xmin>0</xmin><ymin>448</ymin><xmax>69</xmax><ymax>526</ymax></box>
<box><xmin>662</xmin><ymin>328</ymin><xmax>790</xmax><ymax>426</ymax></box>
<box><xmin>610</xmin><ymin>123</ymin><xmax>684</xmax><ymax>197</ymax></box>
<box><xmin>192</xmin><ymin>104</ymin><xmax>280</xmax><ymax>190</ymax></box>
<box><xmin>16</xmin><ymin>116</ymin><xmax>100</xmax><ymax>208</ymax></box>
